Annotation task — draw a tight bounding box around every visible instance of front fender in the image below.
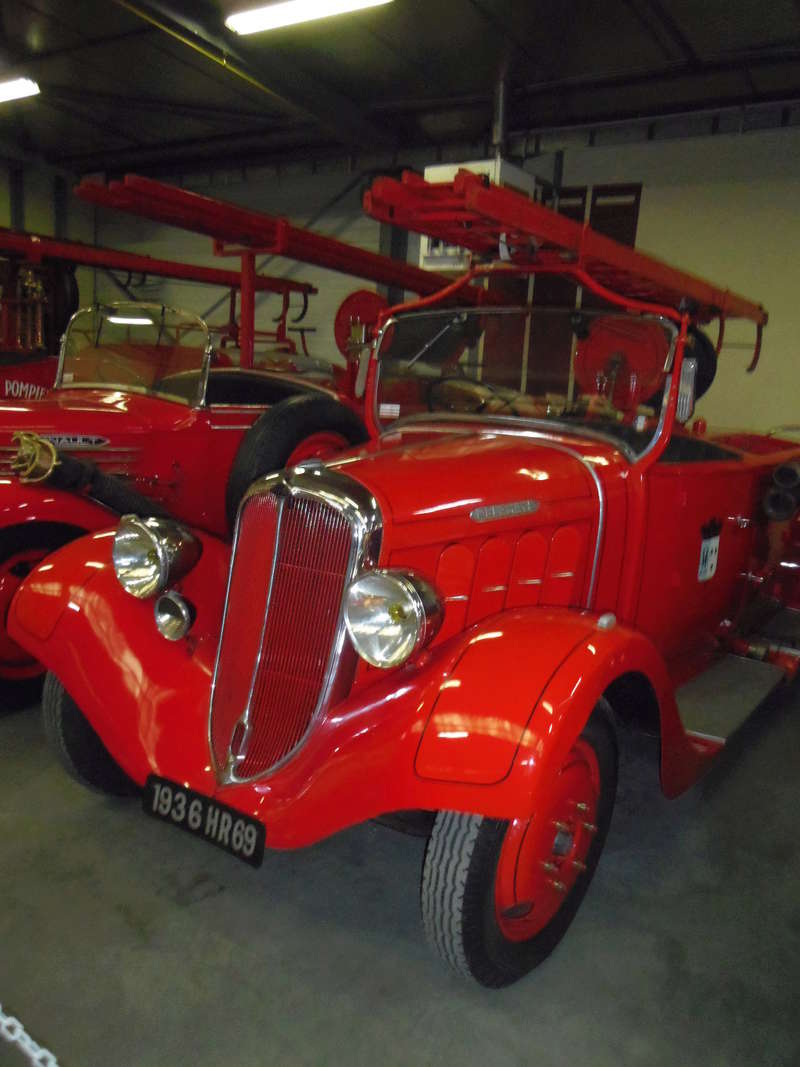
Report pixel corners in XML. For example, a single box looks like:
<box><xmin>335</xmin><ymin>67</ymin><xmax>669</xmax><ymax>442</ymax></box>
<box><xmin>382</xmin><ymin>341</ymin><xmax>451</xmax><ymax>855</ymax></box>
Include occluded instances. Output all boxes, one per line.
<box><xmin>0</xmin><ymin>478</ymin><xmax>116</xmax><ymax>532</ymax></box>
<box><xmin>8</xmin><ymin>527</ymin><xmax>232</xmax><ymax>791</ymax></box>
<box><xmin>415</xmin><ymin>608</ymin><xmax>596</xmax><ymax>784</ymax></box>
<box><xmin>413</xmin><ymin>608</ymin><xmax>701</xmax><ymax>799</ymax></box>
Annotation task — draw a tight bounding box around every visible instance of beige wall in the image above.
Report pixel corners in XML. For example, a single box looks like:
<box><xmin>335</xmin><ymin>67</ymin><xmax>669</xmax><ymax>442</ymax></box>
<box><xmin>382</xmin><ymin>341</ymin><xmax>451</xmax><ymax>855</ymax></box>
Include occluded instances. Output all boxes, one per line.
<box><xmin>560</xmin><ymin>129</ymin><xmax>800</xmax><ymax>432</ymax></box>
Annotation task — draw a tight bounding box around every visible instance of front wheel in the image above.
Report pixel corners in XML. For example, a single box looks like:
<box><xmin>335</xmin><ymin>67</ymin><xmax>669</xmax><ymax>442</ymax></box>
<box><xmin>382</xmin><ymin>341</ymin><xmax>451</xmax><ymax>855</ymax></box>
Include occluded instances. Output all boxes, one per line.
<box><xmin>42</xmin><ymin>673</ymin><xmax>138</xmax><ymax>796</ymax></box>
<box><xmin>0</xmin><ymin>523</ymin><xmax>83</xmax><ymax>713</ymax></box>
<box><xmin>421</xmin><ymin>703</ymin><xmax>617</xmax><ymax>986</ymax></box>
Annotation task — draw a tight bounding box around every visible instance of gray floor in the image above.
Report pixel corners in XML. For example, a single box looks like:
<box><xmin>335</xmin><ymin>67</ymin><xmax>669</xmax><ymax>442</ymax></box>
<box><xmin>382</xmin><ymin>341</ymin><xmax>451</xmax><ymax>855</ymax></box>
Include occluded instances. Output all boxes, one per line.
<box><xmin>1</xmin><ymin>685</ymin><xmax>799</xmax><ymax>1067</ymax></box>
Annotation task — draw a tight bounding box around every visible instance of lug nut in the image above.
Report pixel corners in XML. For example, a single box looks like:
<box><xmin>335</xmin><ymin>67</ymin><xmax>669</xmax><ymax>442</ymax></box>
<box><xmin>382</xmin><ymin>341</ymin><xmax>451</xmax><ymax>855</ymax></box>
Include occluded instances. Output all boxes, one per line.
<box><xmin>548</xmin><ymin>879</ymin><xmax>567</xmax><ymax>894</ymax></box>
<box><xmin>553</xmin><ymin>820</ymin><xmax>570</xmax><ymax>832</ymax></box>
<box><xmin>574</xmin><ymin>802</ymin><xmax>589</xmax><ymax>812</ymax></box>
<box><xmin>571</xmin><ymin>859</ymin><xmax>587</xmax><ymax>872</ymax></box>
<box><xmin>540</xmin><ymin>861</ymin><xmax>557</xmax><ymax>873</ymax></box>
<box><xmin>582</xmin><ymin>822</ymin><xmax>598</xmax><ymax>834</ymax></box>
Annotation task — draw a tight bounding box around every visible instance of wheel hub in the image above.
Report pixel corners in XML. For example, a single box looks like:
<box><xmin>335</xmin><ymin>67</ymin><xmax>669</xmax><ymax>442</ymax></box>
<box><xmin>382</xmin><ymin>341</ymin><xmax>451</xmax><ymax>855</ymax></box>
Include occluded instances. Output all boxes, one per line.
<box><xmin>494</xmin><ymin>738</ymin><xmax>601</xmax><ymax>942</ymax></box>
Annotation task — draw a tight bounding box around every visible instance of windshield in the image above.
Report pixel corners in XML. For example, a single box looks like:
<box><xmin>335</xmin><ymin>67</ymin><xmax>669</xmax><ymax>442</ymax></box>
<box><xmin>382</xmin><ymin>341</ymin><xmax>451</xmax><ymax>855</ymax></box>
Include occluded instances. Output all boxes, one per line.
<box><xmin>375</xmin><ymin>306</ymin><xmax>677</xmax><ymax>457</ymax></box>
<box><xmin>59</xmin><ymin>303</ymin><xmax>210</xmax><ymax>405</ymax></box>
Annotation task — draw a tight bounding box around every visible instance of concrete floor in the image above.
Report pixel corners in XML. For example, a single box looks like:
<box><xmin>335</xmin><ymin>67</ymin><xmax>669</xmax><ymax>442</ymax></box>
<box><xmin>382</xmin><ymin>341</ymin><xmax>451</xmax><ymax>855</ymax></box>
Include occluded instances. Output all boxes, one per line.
<box><xmin>1</xmin><ymin>687</ymin><xmax>799</xmax><ymax>1067</ymax></box>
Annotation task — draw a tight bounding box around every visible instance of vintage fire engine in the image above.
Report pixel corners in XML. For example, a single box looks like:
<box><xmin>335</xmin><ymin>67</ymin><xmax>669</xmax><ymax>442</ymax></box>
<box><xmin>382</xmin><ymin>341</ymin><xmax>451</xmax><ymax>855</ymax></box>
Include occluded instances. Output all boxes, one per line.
<box><xmin>8</xmin><ymin>171</ymin><xmax>799</xmax><ymax>986</ymax></box>
<box><xmin>0</xmin><ymin>176</ymin><xmax>448</xmax><ymax>711</ymax></box>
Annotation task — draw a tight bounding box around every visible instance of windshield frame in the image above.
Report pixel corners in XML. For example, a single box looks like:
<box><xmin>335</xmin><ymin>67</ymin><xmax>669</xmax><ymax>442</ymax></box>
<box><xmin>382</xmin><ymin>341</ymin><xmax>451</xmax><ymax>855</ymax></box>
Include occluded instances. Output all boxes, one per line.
<box><xmin>56</xmin><ymin>302</ymin><xmax>214</xmax><ymax>408</ymax></box>
<box><xmin>371</xmin><ymin>304</ymin><xmax>679</xmax><ymax>462</ymax></box>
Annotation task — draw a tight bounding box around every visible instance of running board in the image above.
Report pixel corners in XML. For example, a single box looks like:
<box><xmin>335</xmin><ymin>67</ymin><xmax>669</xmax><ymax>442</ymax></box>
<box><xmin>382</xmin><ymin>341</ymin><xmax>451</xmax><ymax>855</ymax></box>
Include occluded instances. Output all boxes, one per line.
<box><xmin>676</xmin><ymin>654</ymin><xmax>785</xmax><ymax>744</ymax></box>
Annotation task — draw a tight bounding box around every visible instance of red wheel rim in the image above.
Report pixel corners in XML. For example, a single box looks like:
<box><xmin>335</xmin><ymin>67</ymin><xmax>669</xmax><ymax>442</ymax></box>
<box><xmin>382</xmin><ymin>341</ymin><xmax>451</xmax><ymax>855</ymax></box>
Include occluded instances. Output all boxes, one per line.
<box><xmin>494</xmin><ymin>739</ymin><xmax>601</xmax><ymax>942</ymax></box>
<box><xmin>286</xmin><ymin>431</ymin><xmax>350</xmax><ymax>467</ymax></box>
<box><xmin>0</xmin><ymin>547</ymin><xmax>50</xmax><ymax>681</ymax></box>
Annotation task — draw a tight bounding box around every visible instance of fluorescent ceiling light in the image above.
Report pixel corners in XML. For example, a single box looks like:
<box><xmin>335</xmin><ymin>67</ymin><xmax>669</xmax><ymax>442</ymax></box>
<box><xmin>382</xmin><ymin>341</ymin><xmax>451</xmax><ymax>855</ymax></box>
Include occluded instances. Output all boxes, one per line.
<box><xmin>107</xmin><ymin>316</ymin><xmax>154</xmax><ymax>326</ymax></box>
<box><xmin>0</xmin><ymin>77</ymin><xmax>40</xmax><ymax>104</ymax></box>
<box><xmin>226</xmin><ymin>0</ymin><xmax>392</xmax><ymax>35</ymax></box>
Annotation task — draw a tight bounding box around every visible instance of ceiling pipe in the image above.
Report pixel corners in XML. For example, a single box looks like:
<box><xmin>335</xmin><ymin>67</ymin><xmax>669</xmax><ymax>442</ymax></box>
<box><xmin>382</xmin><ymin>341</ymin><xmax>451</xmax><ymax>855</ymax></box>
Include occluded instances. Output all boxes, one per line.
<box><xmin>490</xmin><ymin>56</ymin><xmax>511</xmax><ymax>162</ymax></box>
<box><xmin>112</xmin><ymin>0</ymin><xmax>395</xmax><ymax>150</ymax></box>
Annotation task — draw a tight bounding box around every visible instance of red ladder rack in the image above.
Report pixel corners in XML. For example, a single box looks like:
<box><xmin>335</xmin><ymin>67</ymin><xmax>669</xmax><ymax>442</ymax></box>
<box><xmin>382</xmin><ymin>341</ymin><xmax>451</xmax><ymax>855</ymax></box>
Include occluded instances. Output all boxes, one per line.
<box><xmin>364</xmin><ymin>169</ymin><xmax>767</xmax><ymax>330</ymax></box>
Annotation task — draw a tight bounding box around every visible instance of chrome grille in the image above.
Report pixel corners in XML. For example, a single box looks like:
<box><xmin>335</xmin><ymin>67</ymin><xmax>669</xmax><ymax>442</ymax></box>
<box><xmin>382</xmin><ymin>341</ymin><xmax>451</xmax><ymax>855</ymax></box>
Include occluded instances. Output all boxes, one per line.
<box><xmin>210</xmin><ymin>469</ymin><xmax>381</xmax><ymax>783</ymax></box>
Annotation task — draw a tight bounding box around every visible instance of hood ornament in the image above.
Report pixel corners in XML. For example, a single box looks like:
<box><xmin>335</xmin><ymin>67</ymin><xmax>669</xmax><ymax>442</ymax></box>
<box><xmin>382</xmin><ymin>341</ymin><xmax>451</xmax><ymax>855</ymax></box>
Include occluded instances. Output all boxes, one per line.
<box><xmin>10</xmin><ymin>431</ymin><xmax>59</xmax><ymax>484</ymax></box>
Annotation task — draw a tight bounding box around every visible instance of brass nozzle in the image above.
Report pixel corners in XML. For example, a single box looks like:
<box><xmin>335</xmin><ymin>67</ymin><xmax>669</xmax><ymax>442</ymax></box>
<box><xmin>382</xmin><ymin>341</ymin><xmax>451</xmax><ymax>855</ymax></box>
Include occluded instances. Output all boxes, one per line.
<box><xmin>10</xmin><ymin>431</ymin><xmax>59</xmax><ymax>484</ymax></box>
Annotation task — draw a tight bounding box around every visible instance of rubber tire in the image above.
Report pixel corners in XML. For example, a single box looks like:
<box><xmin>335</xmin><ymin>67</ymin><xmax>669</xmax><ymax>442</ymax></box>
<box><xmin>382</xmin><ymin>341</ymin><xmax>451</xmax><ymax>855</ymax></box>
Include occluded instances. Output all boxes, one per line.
<box><xmin>225</xmin><ymin>394</ymin><xmax>368</xmax><ymax>530</ymax></box>
<box><xmin>42</xmin><ymin>672</ymin><xmax>138</xmax><ymax>796</ymax></box>
<box><xmin>0</xmin><ymin>523</ymin><xmax>85</xmax><ymax>714</ymax></box>
<box><xmin>421</xmin><ymin>702</ymin><xmax>618</xmax><ymax>987</ymax></box>
<box><xmin>647</xmin><ymin>325</ymin><xmax>717</xmax><ymax>410</ymax></box>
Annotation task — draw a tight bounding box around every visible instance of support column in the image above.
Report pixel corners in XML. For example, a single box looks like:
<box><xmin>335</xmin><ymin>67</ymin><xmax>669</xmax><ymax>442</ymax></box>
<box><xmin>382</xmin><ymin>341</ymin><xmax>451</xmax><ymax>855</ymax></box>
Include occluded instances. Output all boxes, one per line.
<box><xmin>239</xmin><ymin>251</ymin><xmax>255</xmax><ymax>369</ymax></box>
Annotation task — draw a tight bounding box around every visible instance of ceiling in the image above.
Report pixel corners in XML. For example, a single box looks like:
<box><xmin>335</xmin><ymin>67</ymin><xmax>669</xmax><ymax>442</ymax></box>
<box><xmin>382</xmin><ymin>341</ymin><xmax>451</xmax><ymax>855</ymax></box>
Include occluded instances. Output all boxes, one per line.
<box><xmin>1</xmin><ymin>0</ymin><xmax>800</xmax><ymax>176</ymax></box>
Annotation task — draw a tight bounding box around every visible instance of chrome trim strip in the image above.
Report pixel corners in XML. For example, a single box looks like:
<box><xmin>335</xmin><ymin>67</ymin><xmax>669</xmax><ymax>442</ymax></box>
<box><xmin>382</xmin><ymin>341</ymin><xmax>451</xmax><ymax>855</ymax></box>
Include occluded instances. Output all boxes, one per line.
<box><xmin>209</xmin><ymin>465</ymin><xmax>382</xmax><ymax>785</ymax></box>
<box><xmin>444</xmin><ymin>594</ymin><xmax>469</xmax><ymax>602</ymax></box>
<box><xmin>482</xmin><ymin>585</ymin><xmax>507</xmax><ymax>593</ymax></box>
<box><xmin>551</xmin><ymin>571</ymin><xmax>576</xmax><ymax>579</ymax></box>
<box><xmin>470</xmin><ymin>499</ymin><xmax>540</xmax><ymax>523</ymax></box>
<box><xmin>517</xmin><ymin>578</ymin><xmax>542</xmax><ymax>585</ymax></box>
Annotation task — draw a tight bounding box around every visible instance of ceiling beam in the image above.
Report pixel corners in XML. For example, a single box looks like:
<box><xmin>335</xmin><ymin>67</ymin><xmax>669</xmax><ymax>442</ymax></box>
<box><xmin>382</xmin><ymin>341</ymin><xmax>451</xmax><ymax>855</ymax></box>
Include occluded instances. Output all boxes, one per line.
<box><xmin>42</xmin><ymin>83</ymin><xmax>270</xmax><ymax>124</ymax></box>
<box><xmin>642</xmin><ymin>0</ymin><xmax>699</xmax><ymax>63</ymax></box>
<box><xmin>113</xmin><ymin>0</ymin><xmax>397</xmax><ymax>151</ymax></box>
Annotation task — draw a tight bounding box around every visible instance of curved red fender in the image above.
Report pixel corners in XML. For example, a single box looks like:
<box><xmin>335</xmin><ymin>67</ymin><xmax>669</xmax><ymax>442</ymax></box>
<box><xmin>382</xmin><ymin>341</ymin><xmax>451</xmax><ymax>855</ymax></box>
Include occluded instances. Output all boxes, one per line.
<box><xmin>507</xmin><ymin>620</ymin><xmax>715</xmax><ymax>801</ymax></box>
<box><xmin>415</xmin><ymin>608</ymin><xmax>709</xmax><ymax>800</ymax></box>
<box><xmin>9</xmin><ymin>528</ymin><xmax>231</xmax><ymax>792</ymax></box>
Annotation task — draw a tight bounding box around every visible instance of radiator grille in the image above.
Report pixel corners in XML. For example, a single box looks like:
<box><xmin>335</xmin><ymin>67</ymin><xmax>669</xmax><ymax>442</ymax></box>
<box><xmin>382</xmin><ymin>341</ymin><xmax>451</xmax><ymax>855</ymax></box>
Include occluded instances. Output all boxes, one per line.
<box><xmin>209</xmin><ymin>492</ymin><xmax>280</xmax><ymax>766</ymax></box>
<box><xmin>211</xmin><ymin>487</ymin><xmax>354</xmax><ymax>780</ymax></box>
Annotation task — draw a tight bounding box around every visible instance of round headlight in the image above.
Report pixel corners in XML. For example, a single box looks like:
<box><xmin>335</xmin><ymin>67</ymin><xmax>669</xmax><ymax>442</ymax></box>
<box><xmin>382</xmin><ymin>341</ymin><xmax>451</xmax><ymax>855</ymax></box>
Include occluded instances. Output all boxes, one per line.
<box><xmin>344</xmin><ymin>570</ymin><xmax>442</xmax><ymax>668</ymax></box>
<box><xmin>112</xmin><ymin>515</ymin><xmax>201</xmax><ymax>599</ymax></box>
<box><xmin>154</xmin><ymin>591</ymin><xmax>195</xmax><ymax>641</ymax></box>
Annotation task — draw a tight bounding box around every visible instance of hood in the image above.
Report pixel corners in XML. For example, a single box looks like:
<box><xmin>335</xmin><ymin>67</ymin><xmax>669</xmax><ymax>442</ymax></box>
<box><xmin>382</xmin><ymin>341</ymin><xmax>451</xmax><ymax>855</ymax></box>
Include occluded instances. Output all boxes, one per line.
<box><xmin>0</xmin><ymin>388</ymin><xmax>196</xmax><ymax>439</ymax></box>
<box><xmin>328</xmin><ymin>426</ymin><xmax>608</xmax><ymax>525</ymax></box>
<box><xmin>0</xmin><ymin>389</ymin><xmax>196</xmax><ymax>480</ymax></box>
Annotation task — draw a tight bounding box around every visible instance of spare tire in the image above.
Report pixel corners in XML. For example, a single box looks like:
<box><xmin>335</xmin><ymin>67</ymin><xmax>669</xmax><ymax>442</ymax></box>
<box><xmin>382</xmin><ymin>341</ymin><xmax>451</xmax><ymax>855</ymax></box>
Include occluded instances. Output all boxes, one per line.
<box><xmin>225</xmin><ymin>393</ymin><xmax>369</xmax><ymax>530</ymax></box>
<box><xmin>646</xmin><ymin>325</ymin><xmax>717</xmax><ymax>411</ymax></box>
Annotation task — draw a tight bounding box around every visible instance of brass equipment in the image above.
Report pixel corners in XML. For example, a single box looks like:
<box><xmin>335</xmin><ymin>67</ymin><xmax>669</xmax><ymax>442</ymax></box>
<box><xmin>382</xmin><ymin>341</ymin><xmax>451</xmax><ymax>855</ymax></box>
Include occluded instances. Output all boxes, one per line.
<box><xmin>10</xmin><ymin>431</ymin><xmax>59</xmax><ymax>484</ymax></box>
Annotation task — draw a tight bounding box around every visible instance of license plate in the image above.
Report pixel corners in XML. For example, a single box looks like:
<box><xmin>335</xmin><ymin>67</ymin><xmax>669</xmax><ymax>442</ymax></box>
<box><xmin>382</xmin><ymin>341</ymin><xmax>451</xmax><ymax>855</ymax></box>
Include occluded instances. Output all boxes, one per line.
<box><xmin>142</xmin><ymin>775</ymin><xmax>265</xmax><ymax>868</ymax></box>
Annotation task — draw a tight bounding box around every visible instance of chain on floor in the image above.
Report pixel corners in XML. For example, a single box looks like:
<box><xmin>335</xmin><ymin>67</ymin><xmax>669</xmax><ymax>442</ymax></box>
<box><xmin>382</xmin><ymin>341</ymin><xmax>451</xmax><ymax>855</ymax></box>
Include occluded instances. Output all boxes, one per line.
<box><xmin>0</xmin><ymin>1003</ymin><xmax>59</xmax><ymax>1067</ymax></box>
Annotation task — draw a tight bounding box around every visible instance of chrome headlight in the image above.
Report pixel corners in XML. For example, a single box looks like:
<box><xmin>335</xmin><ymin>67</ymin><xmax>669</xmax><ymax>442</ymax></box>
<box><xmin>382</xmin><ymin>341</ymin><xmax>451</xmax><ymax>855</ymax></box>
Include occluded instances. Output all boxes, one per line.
<box><xmin>112</xmin><ymin>515</ymin><xmax>201</xmax><ymax>599</ymax></box>
<box><xmin>344</xmin><ymin>570</ymin><xmax>442</xmax><ymax>668</ymax></box>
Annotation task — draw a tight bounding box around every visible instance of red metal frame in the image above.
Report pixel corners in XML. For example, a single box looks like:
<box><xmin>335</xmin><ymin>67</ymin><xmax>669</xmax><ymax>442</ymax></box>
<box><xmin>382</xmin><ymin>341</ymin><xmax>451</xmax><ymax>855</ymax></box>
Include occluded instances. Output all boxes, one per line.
<box><xmin>75</xmin><ymin>174</ymin><xmax>452</xmax><ymax>296</ymax></box>
<box><xmin>365</xmin><ymin>169</ymin><xmax>767</xmax><ymax>337</ymax></box>
<box><xmin>0</xmin><ymin>227</ymin><xmax>314</xmax><ymax>299</ymax></box>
